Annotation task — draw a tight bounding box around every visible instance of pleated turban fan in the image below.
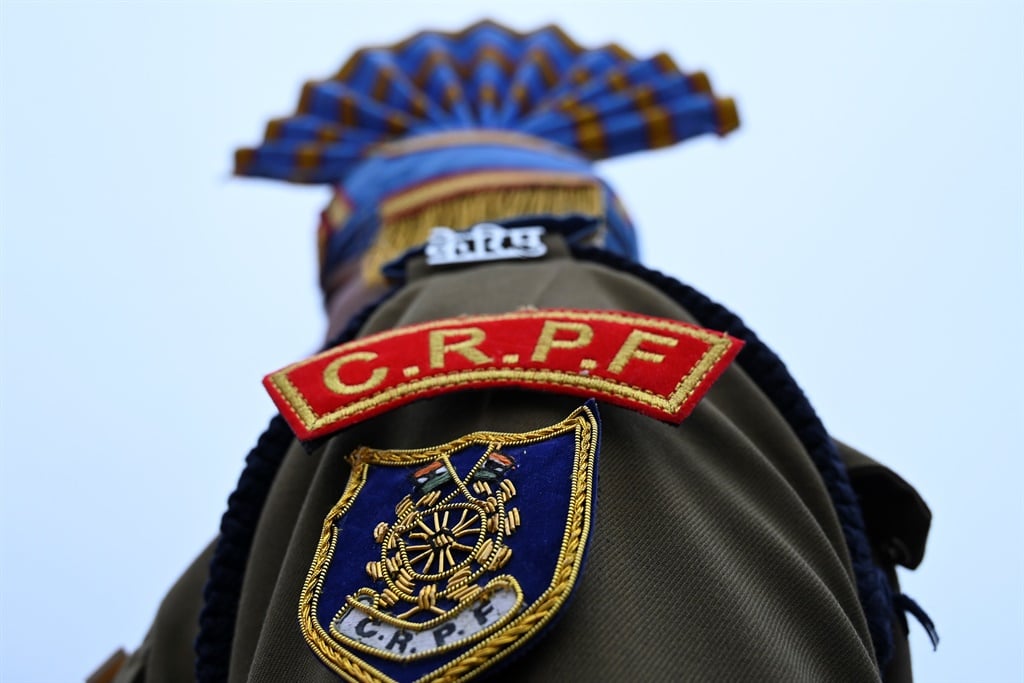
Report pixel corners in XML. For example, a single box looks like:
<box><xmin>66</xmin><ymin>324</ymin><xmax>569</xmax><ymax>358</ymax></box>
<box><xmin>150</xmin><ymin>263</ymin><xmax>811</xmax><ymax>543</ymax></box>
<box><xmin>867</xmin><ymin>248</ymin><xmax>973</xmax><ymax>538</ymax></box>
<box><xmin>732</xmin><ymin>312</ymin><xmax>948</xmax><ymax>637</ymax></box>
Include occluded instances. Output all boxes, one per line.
<box><xmin>234</xmin><ymin>21</ymin><xmax>739</xmax><ymax>292</ymax></box>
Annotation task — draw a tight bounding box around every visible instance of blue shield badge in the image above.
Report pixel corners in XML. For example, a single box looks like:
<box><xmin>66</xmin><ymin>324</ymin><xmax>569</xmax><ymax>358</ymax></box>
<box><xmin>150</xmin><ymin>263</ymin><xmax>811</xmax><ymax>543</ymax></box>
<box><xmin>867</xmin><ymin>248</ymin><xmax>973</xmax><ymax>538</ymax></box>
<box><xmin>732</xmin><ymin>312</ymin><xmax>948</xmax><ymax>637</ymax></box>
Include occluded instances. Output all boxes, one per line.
<box><xmin>299</xmin><ymin>402</ymin><xmax>600</xmax><ymax>681</ymax></box>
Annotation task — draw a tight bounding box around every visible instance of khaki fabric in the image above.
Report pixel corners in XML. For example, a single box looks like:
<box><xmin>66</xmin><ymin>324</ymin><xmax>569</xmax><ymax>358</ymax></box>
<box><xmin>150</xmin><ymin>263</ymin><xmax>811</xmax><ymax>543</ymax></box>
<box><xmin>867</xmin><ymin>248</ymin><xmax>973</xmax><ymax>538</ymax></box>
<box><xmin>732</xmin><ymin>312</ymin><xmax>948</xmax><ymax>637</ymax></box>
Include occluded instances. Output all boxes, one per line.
<box><xmin>114</xmin><ymin>250</ymin><xmax>923</xmax><ymax>682</ymax></box>
<box><xmin>112</xmin><ymin>543</ymin><xmax>215</xmax><ymax>683</ymax></box>
<box><xmin>837</xmin><ymin>441</ymin><xmax>931</xmax><ymax>571</ymax></box>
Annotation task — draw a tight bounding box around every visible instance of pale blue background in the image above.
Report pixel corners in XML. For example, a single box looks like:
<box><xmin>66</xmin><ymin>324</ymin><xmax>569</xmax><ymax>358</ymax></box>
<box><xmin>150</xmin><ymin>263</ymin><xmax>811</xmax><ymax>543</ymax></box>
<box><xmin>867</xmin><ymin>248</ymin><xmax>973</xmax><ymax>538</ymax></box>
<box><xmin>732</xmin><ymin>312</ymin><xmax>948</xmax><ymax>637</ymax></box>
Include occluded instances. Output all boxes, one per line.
<box><xmin>1</xmin><ymin>2</ymin><xmax>1021</xmax><ymax>681</ymax></box>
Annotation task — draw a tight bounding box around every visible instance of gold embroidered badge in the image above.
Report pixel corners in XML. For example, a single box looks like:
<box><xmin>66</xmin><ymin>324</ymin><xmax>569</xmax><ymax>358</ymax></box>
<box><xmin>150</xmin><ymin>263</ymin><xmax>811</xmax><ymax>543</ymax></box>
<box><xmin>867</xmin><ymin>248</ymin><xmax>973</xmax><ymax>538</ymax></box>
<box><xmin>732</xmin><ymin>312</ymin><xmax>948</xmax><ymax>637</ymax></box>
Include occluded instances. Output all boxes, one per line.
<box><xmin>299</xmin><ymin>403</ymin><xmax>600</xmax><ymax>682</ymax></box>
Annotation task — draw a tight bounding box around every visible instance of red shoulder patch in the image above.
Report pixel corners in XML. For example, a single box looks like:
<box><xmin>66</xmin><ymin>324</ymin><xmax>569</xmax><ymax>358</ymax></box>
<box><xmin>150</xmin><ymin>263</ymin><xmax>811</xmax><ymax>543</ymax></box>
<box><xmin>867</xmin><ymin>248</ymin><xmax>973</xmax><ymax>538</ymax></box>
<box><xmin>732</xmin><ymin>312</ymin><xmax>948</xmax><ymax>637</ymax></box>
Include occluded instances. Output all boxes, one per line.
<box><xmin>264</xmin><ymin>309</ymin><xmax>743</xmax><ymax>441</ymax></box>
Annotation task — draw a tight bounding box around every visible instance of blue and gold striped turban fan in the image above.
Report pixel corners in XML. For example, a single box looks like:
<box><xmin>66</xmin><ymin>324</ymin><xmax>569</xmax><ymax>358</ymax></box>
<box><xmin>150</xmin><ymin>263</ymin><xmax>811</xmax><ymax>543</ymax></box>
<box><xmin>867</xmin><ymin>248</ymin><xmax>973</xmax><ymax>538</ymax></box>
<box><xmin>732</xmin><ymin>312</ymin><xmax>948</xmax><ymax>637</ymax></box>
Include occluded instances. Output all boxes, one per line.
<box><xmin>235</xmin><ymin>21</ymin><xmax>739</xmax><ymax>291</ymax></box>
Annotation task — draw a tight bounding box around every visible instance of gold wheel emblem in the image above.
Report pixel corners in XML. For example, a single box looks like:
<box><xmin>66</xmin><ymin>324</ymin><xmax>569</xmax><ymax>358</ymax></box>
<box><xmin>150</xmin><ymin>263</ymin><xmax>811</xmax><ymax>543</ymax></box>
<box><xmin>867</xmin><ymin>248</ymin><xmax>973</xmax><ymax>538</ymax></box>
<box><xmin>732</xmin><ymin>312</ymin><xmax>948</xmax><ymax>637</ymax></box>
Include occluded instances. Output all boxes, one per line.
<box><xmin>299</xmin><ymin>404</ymin><xmax>599</xmax><ymax>682</ymax></box>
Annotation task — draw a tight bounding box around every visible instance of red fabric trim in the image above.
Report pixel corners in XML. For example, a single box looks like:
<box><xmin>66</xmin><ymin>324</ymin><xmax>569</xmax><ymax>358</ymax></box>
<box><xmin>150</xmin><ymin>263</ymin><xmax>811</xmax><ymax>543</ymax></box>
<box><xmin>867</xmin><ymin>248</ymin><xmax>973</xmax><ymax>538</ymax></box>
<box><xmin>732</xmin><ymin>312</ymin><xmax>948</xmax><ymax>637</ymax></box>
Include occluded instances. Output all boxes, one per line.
<box><xmin>264</xmin><ymin>309</ymin><xmax>743</xmax><ymax>441</ymax></box>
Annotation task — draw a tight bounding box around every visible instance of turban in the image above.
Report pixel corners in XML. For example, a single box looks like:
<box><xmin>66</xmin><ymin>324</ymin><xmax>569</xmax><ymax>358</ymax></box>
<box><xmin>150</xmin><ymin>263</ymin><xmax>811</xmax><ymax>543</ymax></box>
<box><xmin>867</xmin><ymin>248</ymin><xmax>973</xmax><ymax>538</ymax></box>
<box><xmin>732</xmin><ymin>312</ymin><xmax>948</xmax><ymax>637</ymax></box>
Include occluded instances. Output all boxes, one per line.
<box><xmin>235</xmin><ymin>21</ymin><xmax>739</xmax><ymax>291</ymax></box>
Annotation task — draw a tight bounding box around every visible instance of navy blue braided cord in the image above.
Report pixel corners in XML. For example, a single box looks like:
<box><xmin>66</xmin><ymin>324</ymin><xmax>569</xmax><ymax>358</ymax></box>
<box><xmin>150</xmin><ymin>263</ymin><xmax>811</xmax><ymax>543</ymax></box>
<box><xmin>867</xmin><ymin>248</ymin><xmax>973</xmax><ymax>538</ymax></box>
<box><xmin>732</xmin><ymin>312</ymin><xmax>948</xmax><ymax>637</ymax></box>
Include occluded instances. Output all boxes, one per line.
<box><xmin>895</xmin><ymin>593</ymin><xmax>939</xmax><ymax>650</ymax></box>
<box><xmin>194</xmin><ymin>291</ymin><xmax>397</xmax><ymax>683</ymax></box>
<box><xmin>194</xmin><ymin>414</ymin><xmax>292</xmax><ymax>683</ymax></box>
<box><xmin>572</xmin><ymin>245</ymin><xmax>896</xmax><ymax>672</ymax></box>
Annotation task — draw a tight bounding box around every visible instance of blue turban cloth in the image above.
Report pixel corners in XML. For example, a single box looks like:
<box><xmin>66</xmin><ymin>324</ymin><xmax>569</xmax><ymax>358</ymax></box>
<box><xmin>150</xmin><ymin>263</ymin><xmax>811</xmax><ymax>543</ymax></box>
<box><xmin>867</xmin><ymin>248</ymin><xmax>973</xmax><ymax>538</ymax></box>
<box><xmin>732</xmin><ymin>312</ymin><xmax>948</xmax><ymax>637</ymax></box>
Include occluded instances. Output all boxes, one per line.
<box><xmin>234</xmin><ymin>21</ymin><xmax>739</xmax><ymax>291</ymax></box>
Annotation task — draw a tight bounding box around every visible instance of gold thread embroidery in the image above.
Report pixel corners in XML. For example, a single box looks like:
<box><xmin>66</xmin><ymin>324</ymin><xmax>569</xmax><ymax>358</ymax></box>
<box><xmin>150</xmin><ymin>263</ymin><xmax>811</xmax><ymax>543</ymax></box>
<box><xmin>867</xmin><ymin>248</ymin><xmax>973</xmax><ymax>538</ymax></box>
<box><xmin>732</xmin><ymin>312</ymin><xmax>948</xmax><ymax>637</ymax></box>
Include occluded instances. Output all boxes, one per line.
<box><xmin>297</xmin><ymin>405</ymin><xmax>599</xmax><ymax>682</ymax></box>
<box><xmin>428</xmin><ymin>328</ymin><xmax>493</xmax><ymax>369</ymax></box>
<box><xmin>530</xmin><ymin>320</ymin><xmax>594</xmax><ymax>363</ymax></box>
<box><xmin>380</xmin><ymin>171</ymin><xmax>598</xmax><ymax>220</ymax></box>
<box><xmin>360</xmin><ymin>172</ymin><xmax>602</xmax><ymax>285</ymax></box>
<box><xmin>606</xmin><ymin>329</ymin><xmax>679</xmax><ymax>374</ymax></box>
<box><xmin>323</xmin><ymin>352</ymin><xmax>389</xmax><ymax>395</ymax></box>
<box><xmin>330</xmin><ymin>578</ymin><xmax>524</xmax><ymax>661</ymax></box>
<box><xmin>330</xmin><ymin>444</ymin><xmax>525</xmax><ymax>662</ymax></box>
<box><xmin>268</xmin><ymin>310</ymin><xmax>734</xmax><ymax>435</ymax></box>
